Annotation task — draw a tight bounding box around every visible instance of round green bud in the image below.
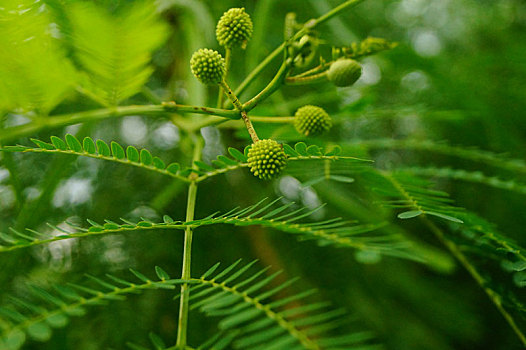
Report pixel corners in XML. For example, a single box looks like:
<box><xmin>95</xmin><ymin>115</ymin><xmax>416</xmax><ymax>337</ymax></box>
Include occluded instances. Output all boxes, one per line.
<box><xmin>294</xmin><ymin>105</ymin><xmax>332</xmax><ymax>136</ymax></box>
<box><xmin>216</xmin><ymin>7</ymin><xmax>253</xmax><ymax>49</ymax></box>
<box><xmin>327</xmin><ymin>58</ymin><xmax>362</xmax><ymax>87</ymax></box>
<box><xmin>247</xmin><ymin>139</ymin><xmax>287</xmax><ymax>180</ymax></box>
<box><xmin>190</xmin><ymin>48</ymin><xmax>225</xmax><ymax>85</ymax></box>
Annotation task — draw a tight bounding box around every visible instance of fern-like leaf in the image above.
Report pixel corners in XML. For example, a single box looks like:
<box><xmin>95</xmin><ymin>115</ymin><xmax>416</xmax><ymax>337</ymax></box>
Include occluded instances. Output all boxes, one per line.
<box><xmin>193</xmin><ymin>143</ymin><xmax>371</xmax><ymax>182</ymax></box>
<box><xmin>453</xmin><ymin>212</ymin><xmax>526</xmax><ymax>288</ymax></box>
<box><xmin>187</xmin><ymin>197</ymin><xmax>418</xmax><ymax>261</ymax></box>
<box><xmin>351</xmin><ymin>138</ymin><xmax>526</xmax><ymax>175</ymax></box>
<box><xmin>185</xmin><ymin>260</ymin><xmax>379</xmax><ymax>350</ymax></box>
<box><xmin>0</xmin><ymin>215</ymin><xmax>185</xmax><ymax>253</ymax></box>
<box><xmin>0</xmin><ymin>135</ymin><xmax>187</xmax><ymax>182</ymax></box>
<box><xmin>0</xmin><ymin>0</ymin><xmax>77</xmax><ymax>114</ymax></box>
<box><xmin>69</xmin><ymin>1</ymin><xmax>168</xmax><ymax>106</ymax></box>
<box><xmin>0</xmin><ymin>198</ymin><xmax>417</xmax><ymax>262</ymax></box>
<box><xmin>0</xmin><ymin>270</ymin><xmax>184</xmax><ymax>350</ymax></box>
<box><xmin>396</xmin><ymin>166</ymin><xmax>526</xmax><ymax>196</ymax></box>
<box><xmin>363</xmin><ymin>170</ymin><xmax>464</xmax><ymax>223</ymax></box>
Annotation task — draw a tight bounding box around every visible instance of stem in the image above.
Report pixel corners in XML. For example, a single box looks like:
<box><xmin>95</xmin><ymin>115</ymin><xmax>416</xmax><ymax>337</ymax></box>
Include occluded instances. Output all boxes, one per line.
<box><xmin>228</xmin><ymin>45</ymin><xmax>284</xmax><ymax>106</ymax></box>
<box><xmin>219</xmin><ymin>80</ymin><xmax>244</xmax><ymax>111</ymax></box>
<box><xmin>227</xmin><ymin>0</ymin><xmax>365</xmax><ymax>103</ymax></box>
<box><xmin>240</xmin><ymin>111</ymin><xmax>260</xmax><ymax>143</ymax></box>
<box><xmin>217</xmin><ymin>48</ymin><xmax>232</xmax><ymax>108</ymax></box>
<box><xmin>308</xmin><ymin>0</ymin><xmax>366</xmax><ymax>29</ymax></box>
<box><xmin>219</xmin><ymin>80</ymin><xmax>260</xmax><ymax>143</ymax></box>
<box><xmin>0</xmin><ymin>104</ymin><xmax>240</xmax><ymax>144</ymax></box>
<box><xmin>243</xmin><ymin>61</ymin><xmax>290</xmax><ymax>112</ymax></box>
<box><xmin>252</xmin><ymin>116</ymin><xmax>295</xmax><ymax>123</ymax></box>
<box><xmin>189</xmin><ymin>115</ymin><xmax>294</xmax><ymax>132</ymax></box>
<box><xmin>176</xmin><ymin>135</ymin><xmax>203</xmax><ymax>348</ymax></box>
<box><xmin>285</xmin><ymin>71</ymin><xmax>327</xmax><ymax>85</ymax></box>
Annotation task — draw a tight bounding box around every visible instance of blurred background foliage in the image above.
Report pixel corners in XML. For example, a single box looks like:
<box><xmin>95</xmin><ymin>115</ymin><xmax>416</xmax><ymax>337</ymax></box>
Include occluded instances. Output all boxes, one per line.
<box><xmin>0</xmin><ymin>0</ymin><xmax>525</xmax><ymax>349</ymax></box>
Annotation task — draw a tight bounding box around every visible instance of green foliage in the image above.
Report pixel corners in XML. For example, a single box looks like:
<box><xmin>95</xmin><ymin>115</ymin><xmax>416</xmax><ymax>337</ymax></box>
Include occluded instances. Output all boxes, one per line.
<box><xmin>0</xmin><ymin>0</ymin><xmax>77</xmax><ymax>114</ymax></box>
<box><xmin>186</xmin><ymin>260</ymin><xmax>379</xmax><ymax>350</ymax></box>
<box><xmin>69</xmin><ymin>1</ymin><xmax>168</xmax><ymax>106</ymax></box>
<box><xmin>0</xmin><ymin>0</ymin><xmax>525</xmax><ymax>349</ymax></box>
<box><xmin>365</xmin><ymin>171</ymin><xmax>464</xmax><ymax>223</ymax></box>
<box><xmin>0</xmin><ymin>269</ymin><xmax>183</xmax><ymax>350</ymax></box>
<box><xmin>0</xmin><ymin>135</ymin><xmax>186</xmax><ymax>181</ymax></box>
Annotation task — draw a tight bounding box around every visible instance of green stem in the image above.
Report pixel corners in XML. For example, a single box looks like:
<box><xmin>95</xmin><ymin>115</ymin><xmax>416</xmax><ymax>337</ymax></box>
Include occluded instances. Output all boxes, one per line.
<box><xmin>219</xmin><ymin>81</ymin><xmax>260</xmax><ymax>143</ymax></box>
<box><xmin>228</xmin><ymin>45</ymin><xmax>284</xmax><ymax>106</ymax></box>
<box><xmin>243</xmin><ymin>61</ymin><xmax>290</xmax><ymax>112</ymax></box>
<box><xmin>0</xmin><ymin>104</ymin><xmax>239</xmax><ymax>144</ymax></box>
<box><xmin>188</xmin><ymin>115</ymin><xmax>294</xmax><ymax>132</ymax></box>
<box><xmin>217</xmin><ymin>48</ymin><xmax>232</xmax><ymax>108</ymax></box>
<box><xmin>228</xmin><ymin>0</ymin><xmax>365</xmax><ymax>103</ymax></box>
<box><xmin>285</xmin><ymin>71</ymin><xmax>328</xmax><ymax>85</ymax></box>
<box><xmin>252</xmin><ymin>116</ymin><xmax>295</xmax><ymax>123</ymax></box>
<box><xmin>176</xmin><ymin>134</ymin><xmax>203</xmax><ymax>348</ymax></box>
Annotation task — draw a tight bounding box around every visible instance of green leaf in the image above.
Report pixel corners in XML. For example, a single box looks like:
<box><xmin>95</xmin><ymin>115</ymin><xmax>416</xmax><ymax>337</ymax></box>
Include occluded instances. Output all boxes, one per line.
<box><xmin>283</xmin><ymin>144</ymin><xmax>299</xmax><ymax>157</ymax></box>
<box><xmin>152</xmin><ymin>157</ymin><xmax>165</xmax><ymax>169</ymax></box>
<box><xmin>65</xmin><ymin>134</ymin><xmax>82</xmax><ymax>152</ymax></box>
<box><xmin>426</xmin><ymin>211</ymin><xmax>464</xmax><ymax>223</ymax></box>
<box><xmin>228</xmin><ymin>147</ymin><xmax>247</xmax><ymax>162</ymax></box>
<box><xmin>148</xmin><ymin>332</ymin><xmax>166</xmax><ymax>350</ymax></box>
<box><xmin>325</xmin><ymin>145</ymin><xmax>342</xmax><ymax>156</ymax></box>
<box><xmin>45</xmin><ymin>314</ymin><xmax>68</xmax><ymax>328</ymax></box>
<box><xmin>30</xmin><ymin>139</ymin><xmax>54</xmax><ymax>150</ymax></box>
<box><xmin>126</xmin><ymin>146</ymin><xmax>140</xmax><ymax>162</ymax></box>
<box><xmin>4</xmin><ymin>329</ymin><xmax>25</xmax><ymax>350</ymax></box>
<box><xmin>166</xmin><ymin>163</ymin><xmax>180</xmax><ymax>174</ymax></box>
<box><xmin>69</xmin><ymin>2</ymin><xmax>168</xmax><ymax>105</ymax></box>
<box><xmin>0</xmin><ymin>1</ymin><xmax>77</xmax><ymax>113</ymax></box>
<box><xmin>163</xmin><ymin>215</ymin><xmax>174</xmax><ymax>223</ymax></box>
<box><xmin>140</xmin><ymin>149</ymin><xmax>153</xmax><ymax>166</ymax></box>
<box><xmin>217</xmin><ymin>155</ymin><xmax>238</xmax><ymax>166</ymax></box>
<box><xmin>513</xmin><ymin>272</ymin><xmax>526</xmax><ymax>287</ymax></box>
<box><xmin>195</xmin><ymin>161</ymin><xmax>215</xmax><ymax>172</ymax></box>
<box><xmin>306</xmin><ymin>145</ymin><xmax>322</xmax><ymax>156</ymax></box>
<box><xmin>329</xmin><ymin>175</ymin><xmax>354</xmax><ymax>183</ymax></box>
<box><xmin>294</xmin><ymin>142</ymin><xmax>308</xmax><ymax>156</ymax></box>
<box><xmin>111</xmin><ymin>142</ymin><xmax>125</xmax><ymax>159</ymax></box>
<box><xmin>96</xmin><ymin>140</ymin><xmax>110</xmax><ymax>156</ymax></box>
<box><xmin>27</xmin><ymin>322</ymin><xmax>52</xmax><ymax>341</ymax></box>
<box><xmin>50</xmin><ymin>136</ymin><xmax>67</xmax><ymax>151</ymax></box>
<box><xmin>129</xmin><ymin>268</ymin><xmax>150</xmax><ymax>283</ymax></box>
<box><xmin>398</xmin><ymin>210</ymin><xmax>424</xmax><ymax>219</ymax></box>
<box><xmin>154</xmin><ymin>266</ymin><xmax>170</xmax><ymax>281</ymax></box>
<box><xmin>83</xmin><ymin>137</ymin><xmax>96</xmax><ymax>154</ymax></box>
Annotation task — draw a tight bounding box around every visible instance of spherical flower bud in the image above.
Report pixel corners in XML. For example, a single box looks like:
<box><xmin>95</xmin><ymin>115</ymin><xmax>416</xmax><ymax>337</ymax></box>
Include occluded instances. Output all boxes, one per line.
<box><xmin>247</xmin><ymin>139</ymin><xmax>287</xmax><ymax>180</ymax></box>
<box><xmin>216</xmin><ymin>8</ymin><xmax>253</xmax><ymax>49</ymax></box>
<box><xmin>327</xmin><ymin>58</ymin><xmax>362</xmax><ymax>87</ymax></box>
<box><xmin>190</xmin><ymin>48</ymin><xmax>225</xmax><ymax>85</ymax></box>
<box><xmin>294</xmin><ymin>105</ymin><xmax>332</xmax><ymax>136</ymax></box>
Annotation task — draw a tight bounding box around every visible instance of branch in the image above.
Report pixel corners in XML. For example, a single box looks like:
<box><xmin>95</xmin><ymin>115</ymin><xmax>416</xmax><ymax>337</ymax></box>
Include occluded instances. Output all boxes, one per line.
<box><xmin>0</xmin><ymin>104</ymin><xmax>239</xmax><ymax>143</ymax></box>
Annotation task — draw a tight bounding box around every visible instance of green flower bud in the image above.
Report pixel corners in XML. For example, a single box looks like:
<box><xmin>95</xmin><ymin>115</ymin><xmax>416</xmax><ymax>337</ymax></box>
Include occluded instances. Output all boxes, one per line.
<box><xmin>216</xmin><ymin>7</ymin><xmax>253</xmax><ymax>49</ymax></box>
<box><xmin>190</xmin><ymin>48</ymin><xmax>225</xmax><ymax>85</ymax></box>
<box><xmin>327</xmin><ymin>58</ymin><xmax>362</xmax><ymax>87</ymax></box>
<box><xmin>247</xmin><ymin>139</ymin><xmax>287</xmax><ymax>180</ymax></box>
<box><xmin>294</xmin><ymin>105</ymin><xmax>332</xmax><ymax>136</ymax></box>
